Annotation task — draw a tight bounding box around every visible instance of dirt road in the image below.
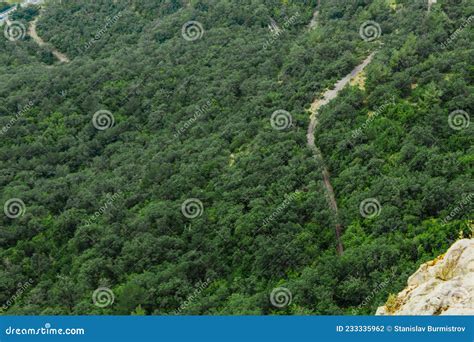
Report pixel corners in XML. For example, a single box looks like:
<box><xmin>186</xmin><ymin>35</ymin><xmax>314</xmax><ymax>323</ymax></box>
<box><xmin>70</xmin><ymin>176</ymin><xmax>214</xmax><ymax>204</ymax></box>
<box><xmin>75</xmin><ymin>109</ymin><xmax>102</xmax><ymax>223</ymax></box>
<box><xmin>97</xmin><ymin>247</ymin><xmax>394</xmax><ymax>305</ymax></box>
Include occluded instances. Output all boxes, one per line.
<box><xmin>307</xmin><ymin>52</ymin><xmax>375</xmax><ymax>255</ymax></box>
<box><xmin>28</xmin><ymin>16</ymin><xmax>70</xmax><ymax>63</ymax></box>
<box><xmin>308</xmin><ymin>0</ymin><xmax>321</xmax><ymax>29</ymax></box>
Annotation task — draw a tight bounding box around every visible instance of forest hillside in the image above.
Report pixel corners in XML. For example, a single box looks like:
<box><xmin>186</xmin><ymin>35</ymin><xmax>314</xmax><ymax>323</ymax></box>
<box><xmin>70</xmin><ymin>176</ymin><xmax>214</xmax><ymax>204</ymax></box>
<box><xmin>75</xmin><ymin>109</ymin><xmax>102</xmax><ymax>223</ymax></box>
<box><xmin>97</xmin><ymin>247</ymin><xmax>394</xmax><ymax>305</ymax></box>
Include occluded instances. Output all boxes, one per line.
<box><xmin>0</xmin><ymin>0</ymin><xmax>472</xmax><ymax>315</ymax></box>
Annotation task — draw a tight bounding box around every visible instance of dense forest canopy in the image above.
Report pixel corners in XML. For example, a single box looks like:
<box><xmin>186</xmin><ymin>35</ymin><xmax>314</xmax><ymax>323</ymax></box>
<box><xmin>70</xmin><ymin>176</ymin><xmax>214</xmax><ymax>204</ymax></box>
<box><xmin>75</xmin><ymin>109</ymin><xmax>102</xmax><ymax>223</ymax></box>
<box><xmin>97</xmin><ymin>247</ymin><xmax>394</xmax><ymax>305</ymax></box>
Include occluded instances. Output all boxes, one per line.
<box><xmin>0</xmin><ymin>0</ymin><xmax>472</xmax><ymax>315</ymax></box>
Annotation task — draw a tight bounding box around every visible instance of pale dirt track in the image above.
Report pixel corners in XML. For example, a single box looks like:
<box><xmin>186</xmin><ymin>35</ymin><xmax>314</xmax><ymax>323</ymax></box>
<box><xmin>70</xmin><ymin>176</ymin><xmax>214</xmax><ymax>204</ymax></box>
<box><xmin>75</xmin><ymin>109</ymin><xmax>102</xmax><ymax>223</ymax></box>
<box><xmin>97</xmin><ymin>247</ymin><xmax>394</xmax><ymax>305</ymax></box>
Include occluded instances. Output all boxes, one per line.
<box><xmin>28</xmin><ymin>16</ymin><xmax>70</xmax><ymax>63</ymax></box>
<box><xmin>307</xmin><ymin>52</ymin><xmax>375</xmax><ymax>255</ymax></box>
<box><xmin>308</xmin><ymin>0</ymin><xmax>321</xmax><ymax>29</ymax></box>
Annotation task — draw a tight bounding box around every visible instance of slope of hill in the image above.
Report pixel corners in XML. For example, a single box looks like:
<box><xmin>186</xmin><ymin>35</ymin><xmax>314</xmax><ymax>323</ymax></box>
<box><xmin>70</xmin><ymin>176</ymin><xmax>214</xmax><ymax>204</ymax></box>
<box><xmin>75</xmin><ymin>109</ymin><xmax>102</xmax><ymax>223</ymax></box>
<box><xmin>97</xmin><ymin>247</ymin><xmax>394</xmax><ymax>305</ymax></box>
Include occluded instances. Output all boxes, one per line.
<box><xmin>0</xmin><ymin>0</ymin><xmax>472</xmax><ymax>315</ymax></box>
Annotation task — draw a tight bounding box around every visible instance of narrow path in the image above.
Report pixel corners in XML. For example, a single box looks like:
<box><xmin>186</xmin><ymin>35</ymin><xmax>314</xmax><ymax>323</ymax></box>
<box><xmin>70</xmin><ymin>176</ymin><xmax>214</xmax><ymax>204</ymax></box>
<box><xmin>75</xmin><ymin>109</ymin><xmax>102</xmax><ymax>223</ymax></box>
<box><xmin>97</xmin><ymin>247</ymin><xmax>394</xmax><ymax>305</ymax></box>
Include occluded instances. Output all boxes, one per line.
<box><xmin>428</xmin><ymin>0</ymin><xmax>436</xmax><ymax>12</ymax></box>
<box><xmin>28</xmin><ymin>16</ymin><xmax>70</xmax><ymax>63</ymax></box>
<box><xmin>308</xmin><ymin>0</ymin><xmax>321</xmax><ymax>29</ymax></box>
<box><xmin>307</xmin><ymin>52</ymin><xmax>375</xmax><ymax>255</ymax></box>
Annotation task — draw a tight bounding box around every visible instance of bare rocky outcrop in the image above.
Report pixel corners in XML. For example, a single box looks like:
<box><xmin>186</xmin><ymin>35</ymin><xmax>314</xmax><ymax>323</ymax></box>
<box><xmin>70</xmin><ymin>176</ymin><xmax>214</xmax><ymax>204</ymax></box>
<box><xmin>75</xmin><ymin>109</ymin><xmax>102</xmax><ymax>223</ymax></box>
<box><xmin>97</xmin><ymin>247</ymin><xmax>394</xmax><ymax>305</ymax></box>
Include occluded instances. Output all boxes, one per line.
<box><xmin>376</xmin><ymin>238</ymin><xmax>474</xmax><ymax>315</ymax></box>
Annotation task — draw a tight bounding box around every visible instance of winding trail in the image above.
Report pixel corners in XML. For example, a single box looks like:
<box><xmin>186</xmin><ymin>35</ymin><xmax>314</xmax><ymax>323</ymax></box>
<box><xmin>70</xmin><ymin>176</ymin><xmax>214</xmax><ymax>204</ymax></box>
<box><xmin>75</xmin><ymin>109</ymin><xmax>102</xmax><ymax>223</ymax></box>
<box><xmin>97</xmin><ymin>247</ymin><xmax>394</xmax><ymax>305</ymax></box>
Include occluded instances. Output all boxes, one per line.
<box><xmin>28</xmin><ymin>16</ymin><xmax>70</xmax><ymax>63</ymax></box>
<box><xmin>308</xmin><ymin>0</ymin><xmax>321</xmax><ymax>29</ymax></box>
<box><xmin>428</xmin><ymin>0</ymin><xmax>436</xmax><ymax>12</ymax></box>
<box><xmin>307</xmin><ymin>52</ymin><xmax>375</xmax><ymax>255</ymax></box>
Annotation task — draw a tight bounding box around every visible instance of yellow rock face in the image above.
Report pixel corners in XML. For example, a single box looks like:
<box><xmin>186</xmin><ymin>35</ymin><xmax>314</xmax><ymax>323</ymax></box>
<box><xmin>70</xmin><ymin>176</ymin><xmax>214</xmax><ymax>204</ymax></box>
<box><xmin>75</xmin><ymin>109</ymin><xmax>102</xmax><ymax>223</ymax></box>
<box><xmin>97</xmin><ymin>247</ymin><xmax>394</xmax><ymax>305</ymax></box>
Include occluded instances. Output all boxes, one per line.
<box><xmin>376</xmin><ymin>239</ymin><xmax>474</xmax><ymax>315</ymax></box>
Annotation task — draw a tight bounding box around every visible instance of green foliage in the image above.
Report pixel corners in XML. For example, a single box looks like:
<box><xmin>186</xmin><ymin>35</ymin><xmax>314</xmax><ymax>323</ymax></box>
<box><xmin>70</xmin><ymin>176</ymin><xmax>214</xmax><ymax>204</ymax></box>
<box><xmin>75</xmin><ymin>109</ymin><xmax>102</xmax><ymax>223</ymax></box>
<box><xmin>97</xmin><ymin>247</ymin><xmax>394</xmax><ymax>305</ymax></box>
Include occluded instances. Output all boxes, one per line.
<box><xmin>10</xmin><ymin>5</ymin><xmax>39</xmax><ymax>21</ymax></box>
<box><xmin>0</xmin><ymin>2</ymin><xmax>11</xmax><ymax>13</ymax></box>
<box><xmin>0</xmin><ymin>0</ymin><xmax>472</xmax><ymax>316</ymax></box>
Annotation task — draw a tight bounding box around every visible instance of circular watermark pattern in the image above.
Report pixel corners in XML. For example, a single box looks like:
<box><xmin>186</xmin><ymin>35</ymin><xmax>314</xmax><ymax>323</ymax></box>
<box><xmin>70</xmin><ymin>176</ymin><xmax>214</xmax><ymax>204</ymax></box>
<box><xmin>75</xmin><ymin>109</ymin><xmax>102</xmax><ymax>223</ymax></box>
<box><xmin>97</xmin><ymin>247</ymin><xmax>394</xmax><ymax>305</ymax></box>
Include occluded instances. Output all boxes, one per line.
<box><xmin>4</xmin><ymin>198</ymin><xmax>26</xmax><ymax>218</ymax></box>
<box><xmin>448</xmin><ymin>287</ymin><xmax>469</xmax><ymax>305</ymax></box>
<box><xmin>92</xmin><ymin>287</ymin><xmax>115</xmax><ymax>308</ymax></box>
<box><xmin>92</xmin><ymin>110</ymin><xmax>115</xmax><ymax>130</ymax></box>
<box><xmin>181</xmin><ymin>21</ymin><xmax>204</xmax><ymax>41</ymax></box>
<box><xmin>181</xmin><ymin>198</ymin><xmax>204</xmax><ymax>219</ymax></box>
<box><xmin>270</xmin><ymin>287</ymin><xmax>292</xmax><ymax>308</ymax></box>
<box><xmin>359</xmin><ymin>21</ymin><xmax>381</xmax><ymax>42</ymax></box>
<box><xmin>270</xmin><ymin>109</ymin><xmax>292</xmax><ymax>130</ymax></box>
<box><xmin>448</xmin><ymin>110</ymin><xmax>469</xmax><ymax>131</ymax></box>
<box><xmin>4</xmin><ymin>21</ymin><xmax>26</xmax><ymax>41</ymax></box>
<box><xmin>359</xmin><ymin>198</ymin><xmax>382</xmax><ymax>219</ymax></box>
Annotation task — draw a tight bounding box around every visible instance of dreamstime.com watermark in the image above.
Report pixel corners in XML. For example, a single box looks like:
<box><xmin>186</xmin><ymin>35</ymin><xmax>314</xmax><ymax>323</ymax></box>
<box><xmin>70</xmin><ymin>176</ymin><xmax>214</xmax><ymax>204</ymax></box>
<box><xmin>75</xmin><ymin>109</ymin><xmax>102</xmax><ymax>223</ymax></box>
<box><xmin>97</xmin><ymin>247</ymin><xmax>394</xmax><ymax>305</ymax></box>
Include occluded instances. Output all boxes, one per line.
<box><xmin>262</xmin><ymin>13</ymin><xmax>300</xmax><ymax>50</ymax></box>
<box><xmin>440</xmin><ymin>15</ymin><xmax>473</xmax><ymax>50</ymax></box>
<box><xmin>92</xmin><ymin>287</ymin><xmax>115</xmax><ymax>308</ymax></box>
<box><xmin>77</xmin><ymin>11</ymin><xmax>123</xmax><ymax>54</ymax></box>
<box><xmin>359</xmin><ymin>20</ymin><xmax>382</xmax><ymax>42</ymax></box>
<box><xmin>448</xmin><ymin>109</ymin><xmax>470</xmax><ymax>131</ymax></box>
<box><xmin>3</xmin><ymin>198</ymin><xmax>26</xmax><ymax>218</ymax></box>
<box><xmin>351</xmin><ymin>270</ymin><xmax>396</xmax><ymax>314</ymax></box>
<box><xmin>92</xmin><ymin>109</ymin><xmax>115</xmax><ymax>130</ymax></box>
<box><xmin>349</xmin><ymin>96</ymin><xmax>395</xmax><ymax>144</ymax></box>
<box><xmin>4</xmin><ymin>20</ymin><xmax>26</xmax><ymax>41</ymax></box>
<box><xmin>181</xmin><ymin>21</ymin><xmax>204</xmax><ymax>41</ymax></box>
<box><xmin>173</xmin><ymin>99</ymin><xmax>214</xmax><ymax>139</ymax></box>
<box><xmin>0</xmin><ymin>100</ymin><xmax>34</xmax><ymax>136</ymax></box>
<box><xmin>173</xmin><ymin>278</ymin><xmax>212</xmax><ymax>314</ymax></box>
<box><xmin>359</xmin><ymin>198</ymin><xmax>382</xmax><ymax>219</ymax></box>
<box><xmin>0</xmin><ymin>279</ymin><xmax>34</xmax><ymax>313</ymax></box>
<box><xmin>270</xmin><ymin>109</ymin><xmax>293</xmax><ymax>130</ymax></box>
<box><xmin>270</xmin><ymin>286</ymin><xmax>292</xmax><ymax>308</ymax></box>
<box><xmin>260</xmin><ymin>190</ymin><xmax>302</xmax><ymax>229</ymax></box>
<box><xmin>442</xmin><ymin>193</ymin><xmax>473</xmax><ymax>225</ymax></box>
<box><xmin>181</xmin><ymin>198</ymin><xmax>204</xmax><ymax>219</ymax></box>
<box><xmin>84</xmin><ymin>191</ymin><xmax>124</xmax><ymax>226</ymax></box>
<box><xmin>1</xmin><ymin>89</ymin><xmax>51</xmax><ymax>135</ymax></box>
<box><xmin>4</xmin><ymin>323</ymin><xmax>85</xmax><ymax>336</ymax></box>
